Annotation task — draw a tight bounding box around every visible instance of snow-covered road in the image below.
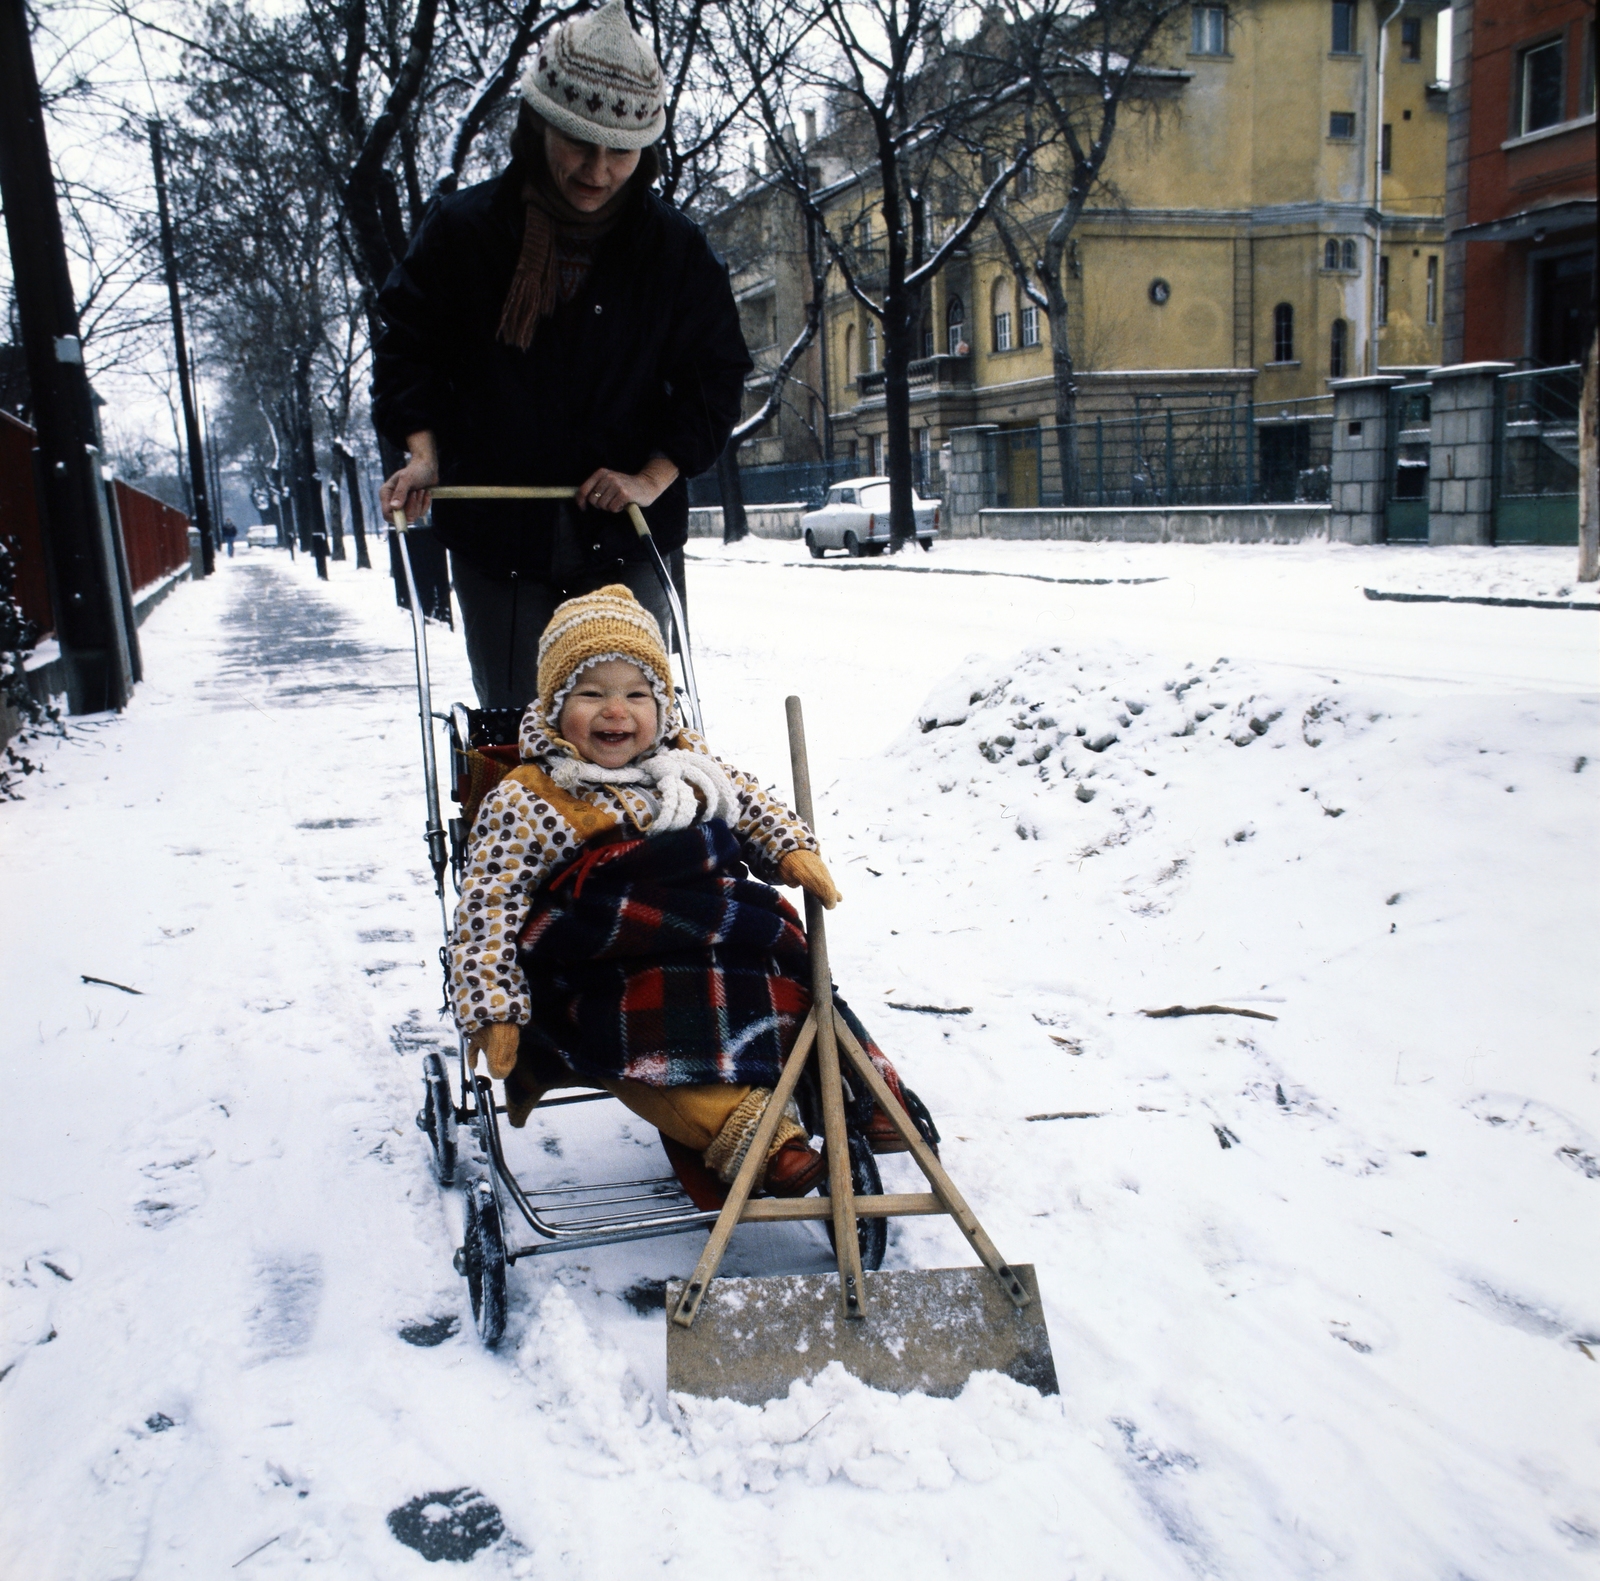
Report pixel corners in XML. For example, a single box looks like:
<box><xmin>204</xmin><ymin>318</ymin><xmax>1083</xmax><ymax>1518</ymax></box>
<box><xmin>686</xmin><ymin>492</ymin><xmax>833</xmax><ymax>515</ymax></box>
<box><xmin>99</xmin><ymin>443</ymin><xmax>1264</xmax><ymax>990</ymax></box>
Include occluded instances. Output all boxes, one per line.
<box><xmin>3</xmin><ymin>538</ymin><xmax>1596</xmax><ymax>1579</ymax></box>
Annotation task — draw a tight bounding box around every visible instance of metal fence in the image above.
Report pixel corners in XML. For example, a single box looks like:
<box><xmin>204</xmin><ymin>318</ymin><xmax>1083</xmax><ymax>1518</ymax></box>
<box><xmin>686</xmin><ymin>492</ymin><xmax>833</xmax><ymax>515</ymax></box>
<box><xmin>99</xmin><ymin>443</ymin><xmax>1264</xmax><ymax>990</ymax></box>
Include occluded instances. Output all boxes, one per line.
<box><xmin>688</xmin><ymin>450</ymin><xmax>944</xmax><ymax>512</ymax></box>
<box><xmin>1493</xmin><ymin>364</ymin><xmax>1581</xmax><ymax>544</ymax></box>
<box><xmin>983</xmin><ymin>396</ymin><xmax>1334</xmax><ymax>510</ymax></box>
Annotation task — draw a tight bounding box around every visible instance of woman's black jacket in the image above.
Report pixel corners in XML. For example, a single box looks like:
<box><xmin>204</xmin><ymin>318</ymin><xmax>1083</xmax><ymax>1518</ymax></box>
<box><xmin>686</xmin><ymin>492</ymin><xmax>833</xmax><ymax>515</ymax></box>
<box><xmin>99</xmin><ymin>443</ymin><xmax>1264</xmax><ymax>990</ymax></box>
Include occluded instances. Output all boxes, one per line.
<box><xmin>372</xmin><ymin>166</ymin><xmax>751</xmax><ymax>577</ymax></box>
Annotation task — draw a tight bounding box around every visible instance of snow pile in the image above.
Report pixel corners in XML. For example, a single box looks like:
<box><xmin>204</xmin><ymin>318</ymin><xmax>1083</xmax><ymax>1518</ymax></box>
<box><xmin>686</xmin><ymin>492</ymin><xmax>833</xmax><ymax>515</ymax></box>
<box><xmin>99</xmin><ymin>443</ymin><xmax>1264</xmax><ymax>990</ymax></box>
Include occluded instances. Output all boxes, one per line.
<box><xmin>674</xmin><ymin>1363</ymin><xmax>1059</xmax><ymax>1496</ymax></box>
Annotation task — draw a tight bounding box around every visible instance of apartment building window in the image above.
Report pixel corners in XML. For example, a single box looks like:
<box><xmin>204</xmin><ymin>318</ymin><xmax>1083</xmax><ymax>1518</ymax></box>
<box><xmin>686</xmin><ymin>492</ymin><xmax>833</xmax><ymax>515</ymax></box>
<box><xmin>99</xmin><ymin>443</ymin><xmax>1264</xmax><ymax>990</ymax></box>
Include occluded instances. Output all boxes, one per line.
<box><xmin>922</xmin><ymin>314</ymin><xmax>935</xmax><ymax>359</ymax></box>
<box><xmin>1378</xmin><ymin>254</ymin><xmax>1390</xmax><ymax>324</ymax></box>
<box><xmin>1381</xmin><ymin>123</ymin><xmax>1393</xmax><ymax>171</ymax></box>
<box><xmin>1425</xmin><ymin>254</ymin><xmax>1439</xmax><ymax>325</ymax></box>
<box><xmin>1021</xmin><ymin>303</ymin><xmax>1041</xmax><ymax>347</ymax></box>
<box><xmin>844</xmin><ymin>323</ymin><xmax>856</xmax><ymax>383</ymax></box>
<box><xmin>866</xmin><ymin>319</ymin><xmax>879</xmax><ymax>373</ymax></box>
<box><xmin>992</xmin><ymin>278</ymin><xmax>1014</xmax><ymax>352</ymax></box>
<box><xmin>1331</xmin><ymin>0</ymin><xmax>1356</xmax><ymax>53</ymax></box>
<box><xmin>1329</xmin><ymin>111</ymin><xmax>1356</xmax><ymax>139</ymax></box>
<box><xmin>1014</xmin><ymin>146</ymin><xmax>1035</xmax><ymax>198</ymax></box>
<box><xmin>1400</xmin><ymin>16</ymin><xmax>1422</xmax><ymax>60</ymax></box>
<box><xmin>1583</xmin><ymin>24</ymin><xmax>1595</xmax><ymax>115</ymax></box>
<box><xmin>1330</xmin><ymin>318</ymin><xmax>1348</xmax><ymax>378</ymax></box>
<box><xmin>947</xmin><ymin>295</ymin><xmax>967</xmax><ymax>354</ymax></box>
<box><xmin>1324</xmin><ymin>237</ymin><xmax>1361</xmax><ymax>271</ymax></box>
<box><xmin>1273</xmin><ymin>302</ymin><xmax>1295</xmax><ymax>362</ymax></box>
<box><xmin>1191</xmin><ymin>5</ymin><xmax>1227</xmax><ymax>54</ymax></box>
<box><xmin>871</xmin><ymin>433</ymin><xmax>884</xmax><ymax>473</ymax></box>
<box><xmin>1518</xmin><ymin>38</ymin><xmax>1566</xmax><ymax>134</ymax></box>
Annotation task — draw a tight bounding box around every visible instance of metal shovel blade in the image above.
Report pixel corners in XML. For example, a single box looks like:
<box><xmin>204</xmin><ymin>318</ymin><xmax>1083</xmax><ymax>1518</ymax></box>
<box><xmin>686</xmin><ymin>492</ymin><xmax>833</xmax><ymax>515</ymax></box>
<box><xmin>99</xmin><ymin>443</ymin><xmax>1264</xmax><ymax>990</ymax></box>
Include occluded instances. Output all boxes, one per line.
<box><xmin>666</xmin><ymin>1265</ymin><xmax>1057</xmax><ymax>1405</ymax></box>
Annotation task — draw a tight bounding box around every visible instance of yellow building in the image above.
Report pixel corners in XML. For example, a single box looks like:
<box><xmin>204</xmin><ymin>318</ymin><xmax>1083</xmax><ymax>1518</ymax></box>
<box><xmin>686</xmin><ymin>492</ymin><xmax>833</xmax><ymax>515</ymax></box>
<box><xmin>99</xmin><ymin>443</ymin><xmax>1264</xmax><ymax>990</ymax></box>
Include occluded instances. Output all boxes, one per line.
<box><xmin>819</xmin><ymin>0</ymin><xmax>1449</xmax><ymax>468</ymax></box>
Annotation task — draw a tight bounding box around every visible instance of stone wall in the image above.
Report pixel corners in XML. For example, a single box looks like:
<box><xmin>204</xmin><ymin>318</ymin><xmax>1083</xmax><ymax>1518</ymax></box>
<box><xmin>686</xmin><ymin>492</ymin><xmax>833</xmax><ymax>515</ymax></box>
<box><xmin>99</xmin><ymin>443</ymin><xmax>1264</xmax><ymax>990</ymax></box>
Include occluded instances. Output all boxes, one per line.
<box><xmin>1330</xmin><ymin>376</ymin><xmax>1404</xmax><ymax>542</ymax></box>
<box><xmin>946</xmin><ymin>425</ymin><xmax>998</xmax><ymax>536</ymax></box>
<box><xmin>974</xmin><ymin>505</ymin><xmax>1330</xmax><ymax>542</ymax></box>
<box><xmin>1427</xmin><ymin>363</ymin><xmax>1511</xmax><ymax>545</ymax></box>
<box><xmin>686</xmin><ymin>504</ymin><xmax>805</xmax><ymax>540</ymax></box>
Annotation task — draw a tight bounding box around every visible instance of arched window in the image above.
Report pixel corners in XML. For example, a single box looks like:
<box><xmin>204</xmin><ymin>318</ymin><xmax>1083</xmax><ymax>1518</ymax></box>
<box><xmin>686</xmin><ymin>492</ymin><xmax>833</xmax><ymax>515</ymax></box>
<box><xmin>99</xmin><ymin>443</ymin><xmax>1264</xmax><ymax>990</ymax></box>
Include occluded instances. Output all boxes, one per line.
<box><xmin>844</xmin><ymin>323</ymin><xmax>856</xmax><ymax>384</ymax></box>
<box><xmin>947</xmin><ymin>295</ymin><xmax>966</xmax><ymax>354</ymax></box>
<box><xmin>991</xmin><ymin>276</ymin><xmax>1014</xmax><ymax>352</ymax></box>
<box><xmin>1329</xmin><ymin>317</ymin><xmax>1348</xmax><ymax>378</ymax></box>
<box><xmin>1324</xmin><ymin>239</ymin><xmax>1340</xmax><ymax>270</ymax></box>
<box><xmin>921</xmin><ymin>313</ymin><xmax>935</xmax><ymax>359</ymax></box>
<box><xmin>1273</xmin><ymin>302</ymin><xmax>1295</xmax><ymax>363</ymax></box>
<box><xmin>865</xmin><ymin>319</ymin><xmax>879</xmax><ymax>373</ymax></box>
<box><xmin>1341</xmin><ymin>238</ymin><xmax>1358</xmax><ymax>271</ymax></box>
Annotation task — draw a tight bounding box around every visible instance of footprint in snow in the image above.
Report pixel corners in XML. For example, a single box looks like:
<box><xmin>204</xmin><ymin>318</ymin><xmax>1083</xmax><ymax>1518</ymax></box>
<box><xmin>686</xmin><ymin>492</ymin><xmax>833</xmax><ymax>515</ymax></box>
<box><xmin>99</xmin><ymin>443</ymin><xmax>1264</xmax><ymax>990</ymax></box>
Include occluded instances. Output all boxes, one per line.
<box><xmin>70</xmin><ymin>1413</ymin><xmax>186</xmax><ymax>1581</ymax></box>
<box><xmin>247</xmin><ymin>1256</ymin><xmax>323</xmax><ymax>1362</ymax></box>
<box><xmin>387</xmin><ymin>1488</ymin><xmax>505</xmax><ymax>1563</ymax></box>
<box><xmin>1467</xmin><ymin>1093</ymin><xmax>1600</xmax><ymax>1180</ymax></box>
<box><xmin>397</xmin><ymin>1315</ymin><xmax>459</xmax><ymax>1347</ymax></box>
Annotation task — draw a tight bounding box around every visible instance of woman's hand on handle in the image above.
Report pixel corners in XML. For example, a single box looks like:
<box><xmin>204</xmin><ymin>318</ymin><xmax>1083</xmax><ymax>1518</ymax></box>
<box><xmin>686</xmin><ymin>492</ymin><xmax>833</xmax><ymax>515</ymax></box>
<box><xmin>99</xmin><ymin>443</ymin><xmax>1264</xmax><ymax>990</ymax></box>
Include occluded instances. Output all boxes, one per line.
<box><xmin>467</xmin><ymin>1022</ymin><xmax>521</xmax><ymax>1080</ymax></box>
<box><xmin>379</xmin><ymin>431</ymin><xmax>439</xmax><ymax>524</ymax></box>
<box><xmin>576</xmin><ymin>454</ymin><xmax>679</xmax><ymax>514</ymax></box>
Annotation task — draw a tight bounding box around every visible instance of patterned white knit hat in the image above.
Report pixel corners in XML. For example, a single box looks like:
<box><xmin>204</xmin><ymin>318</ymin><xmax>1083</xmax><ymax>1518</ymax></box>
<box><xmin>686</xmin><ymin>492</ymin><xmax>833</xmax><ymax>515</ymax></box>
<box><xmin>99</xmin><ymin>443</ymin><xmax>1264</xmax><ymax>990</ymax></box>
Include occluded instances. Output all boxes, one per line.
<box><xmin>521</xmin><ymin>1</ymin><xmax>666</xmax><ymax>151</ymax></box>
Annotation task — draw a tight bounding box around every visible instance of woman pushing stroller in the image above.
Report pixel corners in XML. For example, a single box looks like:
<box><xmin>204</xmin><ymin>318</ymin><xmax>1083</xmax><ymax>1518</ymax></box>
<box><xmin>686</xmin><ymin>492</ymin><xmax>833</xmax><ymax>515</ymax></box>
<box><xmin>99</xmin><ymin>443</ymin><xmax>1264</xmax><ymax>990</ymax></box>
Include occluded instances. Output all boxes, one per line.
<box><xmin>449</xmin><ymin>585</ymin><xmax>918</xmax><ymax>1199</ymax></box>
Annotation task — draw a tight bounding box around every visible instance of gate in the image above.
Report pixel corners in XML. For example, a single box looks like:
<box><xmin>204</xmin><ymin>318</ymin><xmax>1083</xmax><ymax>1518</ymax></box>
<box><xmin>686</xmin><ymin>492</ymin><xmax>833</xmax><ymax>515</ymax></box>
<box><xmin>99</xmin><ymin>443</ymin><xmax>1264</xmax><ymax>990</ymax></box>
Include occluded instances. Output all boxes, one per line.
<box><xmin>1493</xmin><ymin>366</ymin><xmax>1581</xmax><ymax>544</ymax></box>
<box><xmin>1384</xmin><ymin>382</ymin><xmax>1431</xmax><ymax>542</ymax></box>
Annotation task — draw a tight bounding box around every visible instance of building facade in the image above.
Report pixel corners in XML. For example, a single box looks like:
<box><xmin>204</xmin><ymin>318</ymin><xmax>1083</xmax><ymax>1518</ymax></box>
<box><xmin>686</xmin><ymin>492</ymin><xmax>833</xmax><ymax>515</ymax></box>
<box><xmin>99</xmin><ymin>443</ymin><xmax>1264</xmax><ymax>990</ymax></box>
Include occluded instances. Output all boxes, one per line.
<box><xmin>810</xmin><ymin>0</ymin><xmax>1451</xmax><ymax>470</ymax></box>
<box><xmin>1441</xmin><ymin>0</ymin><xmax>1595</xmax><ymax>366</ymax></box>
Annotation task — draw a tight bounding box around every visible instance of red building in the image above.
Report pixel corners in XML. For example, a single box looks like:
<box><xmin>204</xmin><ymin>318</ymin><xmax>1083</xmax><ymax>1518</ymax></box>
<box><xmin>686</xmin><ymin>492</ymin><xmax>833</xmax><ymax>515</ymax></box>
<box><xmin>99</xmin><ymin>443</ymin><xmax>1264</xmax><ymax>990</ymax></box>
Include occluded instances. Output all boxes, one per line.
<box><xmin>1442</xmin><ymin>0</ymin><xmax>1596</xmax><ymax>366</ymax></box>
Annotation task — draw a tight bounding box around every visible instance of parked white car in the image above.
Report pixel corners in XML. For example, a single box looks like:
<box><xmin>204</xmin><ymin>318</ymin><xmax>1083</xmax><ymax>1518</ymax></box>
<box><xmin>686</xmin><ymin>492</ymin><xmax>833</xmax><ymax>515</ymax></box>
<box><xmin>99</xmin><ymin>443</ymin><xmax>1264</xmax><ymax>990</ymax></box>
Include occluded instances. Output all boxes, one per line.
<box><xmin>245</xmin><ymin>524</ymin><xmax>279</xmax><ymax>548</ymax></box>
<box><xmin>801</xmin><ymin>476</ymin><xmax>940</xmax><ymax>558</ymax></box>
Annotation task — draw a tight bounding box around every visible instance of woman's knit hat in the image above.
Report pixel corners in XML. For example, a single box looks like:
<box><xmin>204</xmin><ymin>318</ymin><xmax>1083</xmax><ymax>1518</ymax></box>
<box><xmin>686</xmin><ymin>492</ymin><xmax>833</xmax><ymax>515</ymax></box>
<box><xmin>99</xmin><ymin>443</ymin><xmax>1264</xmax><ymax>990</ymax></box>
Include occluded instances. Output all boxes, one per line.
<box><xmin>520</xmin><ymin>1</ymin><xmax>666</xmax><ymax>151</ymax></box>
<box><xmin>537</xmin><ymin>584</ymin><xmax>674</xmax><ymax>735</ymax></box>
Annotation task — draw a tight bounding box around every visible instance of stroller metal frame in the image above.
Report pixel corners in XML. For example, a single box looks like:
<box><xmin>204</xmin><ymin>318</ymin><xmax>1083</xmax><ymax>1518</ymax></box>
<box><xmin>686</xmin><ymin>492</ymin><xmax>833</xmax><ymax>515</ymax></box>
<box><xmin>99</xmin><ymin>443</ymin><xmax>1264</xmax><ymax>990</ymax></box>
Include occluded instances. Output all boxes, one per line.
<box><xmin>392</xmin><ymin>506</ymin><xmax>758</xmax><ymax>1343</ymax></box>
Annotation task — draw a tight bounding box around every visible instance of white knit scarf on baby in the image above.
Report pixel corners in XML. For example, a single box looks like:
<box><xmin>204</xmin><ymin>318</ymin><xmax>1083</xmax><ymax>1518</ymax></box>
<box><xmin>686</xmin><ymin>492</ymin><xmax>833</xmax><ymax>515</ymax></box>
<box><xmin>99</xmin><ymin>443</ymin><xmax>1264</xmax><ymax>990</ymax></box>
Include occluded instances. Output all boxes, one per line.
<box><xmin>547</xmin><ymin>746</ymin><xmax>740</xmax><ymax>834</ymax></box>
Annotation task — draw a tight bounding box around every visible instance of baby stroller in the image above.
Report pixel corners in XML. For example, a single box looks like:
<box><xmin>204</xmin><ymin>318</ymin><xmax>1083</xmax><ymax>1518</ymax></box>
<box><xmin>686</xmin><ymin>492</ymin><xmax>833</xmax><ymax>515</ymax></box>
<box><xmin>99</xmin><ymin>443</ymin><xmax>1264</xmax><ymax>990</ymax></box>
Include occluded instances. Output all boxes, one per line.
<box><xmin>394</xmin><ymin>510</ymin><xmax>924</xmax><ymax>1350</ymax></box>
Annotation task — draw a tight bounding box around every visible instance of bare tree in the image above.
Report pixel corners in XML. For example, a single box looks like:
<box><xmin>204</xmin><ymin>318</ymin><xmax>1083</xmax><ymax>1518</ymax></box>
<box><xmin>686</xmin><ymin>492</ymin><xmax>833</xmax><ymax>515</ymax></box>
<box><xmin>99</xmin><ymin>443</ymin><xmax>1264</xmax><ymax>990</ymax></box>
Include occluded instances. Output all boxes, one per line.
<box><xmin>731</xmin><ymin>0</ymin><xmax>1035</xmax><ymax>549</ymax></box>
<box><xmin>983</xmin><ymin>0</ymin><xmax>1190</xmax><ymax>439</ymax></box>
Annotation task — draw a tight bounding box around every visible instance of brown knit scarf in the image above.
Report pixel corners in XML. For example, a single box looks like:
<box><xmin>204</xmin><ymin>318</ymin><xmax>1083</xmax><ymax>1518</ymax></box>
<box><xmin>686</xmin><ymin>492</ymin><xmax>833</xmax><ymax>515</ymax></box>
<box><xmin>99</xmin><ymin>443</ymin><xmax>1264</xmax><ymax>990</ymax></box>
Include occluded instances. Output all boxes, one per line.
<box><xmin>497</xmin><ymin>150</ymin><xmax>631</xmax><ymax>351</ymax></box>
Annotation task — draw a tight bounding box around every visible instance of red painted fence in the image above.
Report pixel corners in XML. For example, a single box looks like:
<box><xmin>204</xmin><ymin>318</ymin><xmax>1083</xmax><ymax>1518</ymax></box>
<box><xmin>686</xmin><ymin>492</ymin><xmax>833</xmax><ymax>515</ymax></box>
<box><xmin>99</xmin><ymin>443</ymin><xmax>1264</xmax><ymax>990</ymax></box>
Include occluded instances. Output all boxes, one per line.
<box><xmin>0</xmin><ymin>409</ymin><xmax>190</xmax><ymax>641</ymax></box>
<box><xmin>113</xmin><ymin>479</ymin><xmax>190</xmax><ymax>598</ymax></box>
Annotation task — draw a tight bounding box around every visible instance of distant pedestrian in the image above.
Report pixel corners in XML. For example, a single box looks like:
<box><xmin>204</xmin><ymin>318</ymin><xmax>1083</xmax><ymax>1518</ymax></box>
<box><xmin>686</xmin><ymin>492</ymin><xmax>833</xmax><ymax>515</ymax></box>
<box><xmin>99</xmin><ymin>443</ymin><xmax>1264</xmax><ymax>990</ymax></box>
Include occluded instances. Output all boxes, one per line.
<box><xmin>222</xmin><ymin>519</ymin><xmax>237</xmax><ymax>558</ymax></box>
<box><xmin>373</xmin><ymin>0</ymin><xmax>750</xmax><ymax>710</ymax></box>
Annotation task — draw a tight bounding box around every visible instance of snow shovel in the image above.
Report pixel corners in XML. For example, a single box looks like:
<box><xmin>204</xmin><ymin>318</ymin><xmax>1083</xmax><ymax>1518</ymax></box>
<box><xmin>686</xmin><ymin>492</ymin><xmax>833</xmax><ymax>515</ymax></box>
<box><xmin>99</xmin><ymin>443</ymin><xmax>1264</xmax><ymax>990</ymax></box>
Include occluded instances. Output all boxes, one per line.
<box><xmin>663</xmin><ymin>697</ymin><xmax>1058</xmax><ymax>1405</ymax></box>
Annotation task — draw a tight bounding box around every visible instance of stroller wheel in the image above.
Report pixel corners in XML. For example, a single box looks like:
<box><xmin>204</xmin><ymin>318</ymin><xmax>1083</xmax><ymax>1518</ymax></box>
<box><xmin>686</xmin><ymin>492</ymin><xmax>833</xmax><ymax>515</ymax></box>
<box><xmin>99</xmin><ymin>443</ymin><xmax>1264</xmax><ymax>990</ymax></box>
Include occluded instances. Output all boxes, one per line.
<box><xmin>824</xmin><ymin>1136</ymin><xmax>888</xmax><ymax>1272</ymax></box>
<box><xmin>418</xmin><ymin>1053</ymin><xmax>457</xmax><ymax>1186</ymax></box>
<box><xmin>462</xmin><ymin>1179</ymin><xmax>508</xmax><ymax>1348</ymax></box>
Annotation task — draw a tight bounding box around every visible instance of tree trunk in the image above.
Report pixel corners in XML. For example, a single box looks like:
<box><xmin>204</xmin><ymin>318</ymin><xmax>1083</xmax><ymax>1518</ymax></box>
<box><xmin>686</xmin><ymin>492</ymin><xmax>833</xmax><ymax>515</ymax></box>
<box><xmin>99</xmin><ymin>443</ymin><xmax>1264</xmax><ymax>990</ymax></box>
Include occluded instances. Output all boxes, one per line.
<box><xmin>1041</xmin><ymin>237</ymin><xmax>1079</xmax><ymax>504</ymax></box>
<box><xmin>292</xmin><ymin>361</ymin><xmax>327</xmax><ymax>553</ymax></box>
<box><xmin>341</xmin><ymin>446</ymin><xmax>372</xmax><ymax>569</ymax></box>
<box><xmin>882</xmin><ymin>285</ymin><xmax>921</xmax><ymax>552</ymax></box>
<box><xmin>718</xmin><ymin>440</ymin><xmax>748</xmax><ymax>543</ymax></box>
<box><xmin>327</xmin><ymin>480</ymin><xmax>347</xmax><ymax>559</ymax></box>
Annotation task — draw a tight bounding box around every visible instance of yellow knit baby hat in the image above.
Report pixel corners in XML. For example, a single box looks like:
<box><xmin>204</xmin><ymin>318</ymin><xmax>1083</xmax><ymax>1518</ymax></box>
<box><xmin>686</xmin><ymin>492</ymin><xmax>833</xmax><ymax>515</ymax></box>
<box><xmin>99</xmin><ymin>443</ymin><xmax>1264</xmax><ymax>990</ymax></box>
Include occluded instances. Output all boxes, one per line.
<box><xmin>536</xmin><ymin>584</ymin><xmax>674</xmax><ymax>729</ymax></box>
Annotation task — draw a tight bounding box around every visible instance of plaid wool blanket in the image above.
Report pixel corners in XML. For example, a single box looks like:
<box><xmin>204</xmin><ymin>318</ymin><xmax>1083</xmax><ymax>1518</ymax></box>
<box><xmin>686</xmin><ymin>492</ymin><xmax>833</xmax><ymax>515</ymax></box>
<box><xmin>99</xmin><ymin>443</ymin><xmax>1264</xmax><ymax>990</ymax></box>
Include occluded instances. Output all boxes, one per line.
<box><xmin>515</xmin><ymin>820</ymin><xmax>812</xmax><ymax>1087</ymax></box>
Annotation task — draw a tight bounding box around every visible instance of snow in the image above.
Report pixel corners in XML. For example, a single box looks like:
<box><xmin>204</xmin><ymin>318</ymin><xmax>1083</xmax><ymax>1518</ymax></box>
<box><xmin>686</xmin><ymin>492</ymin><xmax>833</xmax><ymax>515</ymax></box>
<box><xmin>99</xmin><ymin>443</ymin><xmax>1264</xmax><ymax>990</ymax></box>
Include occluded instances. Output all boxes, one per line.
<box><xmin>2</xmin><ymin>536</ymin><xmax>1597</xmax><ymax>1578</ymax></box>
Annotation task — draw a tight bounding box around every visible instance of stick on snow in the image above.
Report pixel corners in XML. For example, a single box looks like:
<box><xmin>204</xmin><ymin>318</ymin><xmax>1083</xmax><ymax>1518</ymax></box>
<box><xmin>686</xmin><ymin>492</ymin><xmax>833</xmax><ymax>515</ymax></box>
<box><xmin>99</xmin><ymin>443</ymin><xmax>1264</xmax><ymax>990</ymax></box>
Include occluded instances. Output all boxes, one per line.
<box><xmin>1141</xmin><ymin>1004</ymin><xmax>1278</xmax><ymax>1022</ymax></box>
<box><xmin>80</xmin><ymin>974</ymin><xmax>142</xmax><ymax>995</ymax></box>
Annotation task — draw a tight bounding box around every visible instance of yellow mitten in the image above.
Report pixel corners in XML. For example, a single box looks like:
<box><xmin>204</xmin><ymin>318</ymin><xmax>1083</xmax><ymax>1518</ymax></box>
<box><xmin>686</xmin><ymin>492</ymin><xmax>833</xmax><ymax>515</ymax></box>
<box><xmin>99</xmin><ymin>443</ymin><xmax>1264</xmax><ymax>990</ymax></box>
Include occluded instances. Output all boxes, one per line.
<box><xmin>778</xmin><ymin>849</ymin><xmax>841</xmax><ymax>909</ymax></box>
<box><xmin>467</xmin><ymin>1022</ymin><xmax>521</xmax><ymax>1080</ymax></box>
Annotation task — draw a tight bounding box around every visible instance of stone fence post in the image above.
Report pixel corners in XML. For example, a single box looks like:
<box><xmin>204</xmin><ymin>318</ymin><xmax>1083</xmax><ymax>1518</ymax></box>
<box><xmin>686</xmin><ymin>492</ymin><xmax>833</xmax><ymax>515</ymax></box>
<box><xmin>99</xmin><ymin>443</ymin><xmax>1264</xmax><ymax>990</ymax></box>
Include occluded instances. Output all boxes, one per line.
<box><xmin>1329</xmin><ymin>376</ymin><xmax>1404</xmax><ymax>543</ymax></box>
<box><xmin>1428</xmin><ymin>362</ymin><xmax>1512</xmax><ymax>545</ymax></box>
<box><xmin>946</xmin><ymin>425</ymin><xmax>998</xmax><ymax>538</ymax></box>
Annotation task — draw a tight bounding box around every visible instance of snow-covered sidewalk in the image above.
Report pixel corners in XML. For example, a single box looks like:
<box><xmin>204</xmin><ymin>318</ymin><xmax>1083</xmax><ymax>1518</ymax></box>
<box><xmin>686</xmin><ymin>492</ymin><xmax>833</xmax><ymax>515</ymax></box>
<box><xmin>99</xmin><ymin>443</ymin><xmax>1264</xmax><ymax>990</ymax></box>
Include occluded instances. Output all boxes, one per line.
<box><xmin>2</xmin><ymin>540</ymin><xmax>1596</xmax><ymax>1578</ymax></box>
